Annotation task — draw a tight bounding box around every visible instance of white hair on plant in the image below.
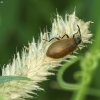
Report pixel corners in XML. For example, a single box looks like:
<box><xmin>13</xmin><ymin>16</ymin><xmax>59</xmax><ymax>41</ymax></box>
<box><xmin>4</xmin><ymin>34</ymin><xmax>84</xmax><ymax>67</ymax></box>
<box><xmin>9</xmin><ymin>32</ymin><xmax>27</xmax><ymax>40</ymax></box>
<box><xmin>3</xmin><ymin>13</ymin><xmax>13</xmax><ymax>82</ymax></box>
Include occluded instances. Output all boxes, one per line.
<box><xmin>0</xmin><ymin>11</ymin><xmax>92</xmax><ymax>100</ymax></box>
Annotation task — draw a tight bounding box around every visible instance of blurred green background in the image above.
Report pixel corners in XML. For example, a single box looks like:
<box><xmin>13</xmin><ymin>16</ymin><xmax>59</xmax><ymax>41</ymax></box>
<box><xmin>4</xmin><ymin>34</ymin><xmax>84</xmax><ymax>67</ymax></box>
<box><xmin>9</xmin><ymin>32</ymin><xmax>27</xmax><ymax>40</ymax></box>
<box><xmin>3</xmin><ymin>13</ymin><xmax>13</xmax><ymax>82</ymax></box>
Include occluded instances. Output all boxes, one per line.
<box><xmin>0</xmin><ymin>0</ymin><xmax>100</xmax><ymax>100</ymax></box>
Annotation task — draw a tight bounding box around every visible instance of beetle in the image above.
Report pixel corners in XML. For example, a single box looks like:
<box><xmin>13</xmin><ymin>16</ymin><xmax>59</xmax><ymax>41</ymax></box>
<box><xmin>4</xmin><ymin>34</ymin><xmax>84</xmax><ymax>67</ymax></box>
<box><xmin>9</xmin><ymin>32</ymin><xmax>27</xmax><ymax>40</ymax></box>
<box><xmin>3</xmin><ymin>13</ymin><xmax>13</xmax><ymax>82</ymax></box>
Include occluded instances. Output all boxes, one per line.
<box><xmin>45</xmin><ymin>25</ymin><xmax>82</xmax><ymax>59</ymax></box>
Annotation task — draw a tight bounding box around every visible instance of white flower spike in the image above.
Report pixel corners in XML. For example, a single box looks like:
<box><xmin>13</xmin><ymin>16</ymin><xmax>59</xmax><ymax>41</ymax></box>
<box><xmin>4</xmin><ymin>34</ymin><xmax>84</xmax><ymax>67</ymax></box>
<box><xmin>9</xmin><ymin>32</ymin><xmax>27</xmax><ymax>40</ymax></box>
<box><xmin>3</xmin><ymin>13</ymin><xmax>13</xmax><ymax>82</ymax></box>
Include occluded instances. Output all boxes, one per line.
<box><xmin>0</xmin><ymin>11</ymin><xmax>92</xmax><ymax>100</ymax></box>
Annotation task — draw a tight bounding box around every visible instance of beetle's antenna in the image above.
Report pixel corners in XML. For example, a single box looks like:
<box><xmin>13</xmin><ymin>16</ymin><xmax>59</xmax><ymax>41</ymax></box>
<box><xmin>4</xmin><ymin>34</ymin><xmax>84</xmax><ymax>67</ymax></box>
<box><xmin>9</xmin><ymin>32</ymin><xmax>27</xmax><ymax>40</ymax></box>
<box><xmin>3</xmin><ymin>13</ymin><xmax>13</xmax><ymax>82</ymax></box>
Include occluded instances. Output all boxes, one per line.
<box><xmin>77</xmin><ymin>25</ymin><xmax>81</xmax><ymax>37</ymax></box>
<box><xmin>77</xmin><ymin>25</ymin><xmax>88</xmax><ymax>49</ymax></box>
<box><xmin>43</xmin><ymin>37</ymin><xmax>60</xmax><ymax>42</ymax></box>
<box><xmin>77</xmin><ymin>25</ymin><xmax>84</xmax><ymax>43</ymax></box>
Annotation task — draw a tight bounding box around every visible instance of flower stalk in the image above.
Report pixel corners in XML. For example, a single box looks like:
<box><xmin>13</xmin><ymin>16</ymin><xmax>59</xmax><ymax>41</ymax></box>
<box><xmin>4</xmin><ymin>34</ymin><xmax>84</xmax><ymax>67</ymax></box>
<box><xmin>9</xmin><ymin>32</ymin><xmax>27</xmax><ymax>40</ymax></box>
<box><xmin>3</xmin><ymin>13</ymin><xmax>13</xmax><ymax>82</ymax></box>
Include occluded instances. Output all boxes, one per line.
<box><xmin>0</xmin><ymin>11</ymin><xmax>92</xmax><ymax>100</ymax></box>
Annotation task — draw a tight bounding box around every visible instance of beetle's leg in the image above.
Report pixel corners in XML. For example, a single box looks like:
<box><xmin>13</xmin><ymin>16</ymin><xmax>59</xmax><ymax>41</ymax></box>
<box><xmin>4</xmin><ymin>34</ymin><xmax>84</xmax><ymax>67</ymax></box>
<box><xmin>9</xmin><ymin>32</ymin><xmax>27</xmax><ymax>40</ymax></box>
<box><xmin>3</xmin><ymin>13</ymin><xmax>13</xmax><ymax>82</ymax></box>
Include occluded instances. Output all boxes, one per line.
<box><xmin>61</xmin><ymin>34</ymin><xmax>69</xmax><ymax>39</ymax></box>
<box><xmin>84</xmin><ymin>45</ymin><xmax>88</xmax><ymax>49</ymax></box>
<box><xmin>77</xmin><ymin>45</ymin><xmax>87</xmax><ymax>50</ymax></box>
<box><xmin>71</xmin><ymin>52</ymin><xmax>74</xmax><ymax>55</ymax></box>
<box><xmin>43</xmin><ymin>37</ymin><xmax>60</xmax><ymax>42</ymax></box>
<box><xmin>49</xmin><ymin>37</ymin><xmax>60</xmax><ymax>41</ymax></box>
<box><xmin>77</xmin><ymin>46</ymin><xmax>81</xmax><ymax>51</ymax></box>
<box><xmin>73</xmin><ymin>33</ymin><xmax>75</xmax><ymax>38</ymax></box>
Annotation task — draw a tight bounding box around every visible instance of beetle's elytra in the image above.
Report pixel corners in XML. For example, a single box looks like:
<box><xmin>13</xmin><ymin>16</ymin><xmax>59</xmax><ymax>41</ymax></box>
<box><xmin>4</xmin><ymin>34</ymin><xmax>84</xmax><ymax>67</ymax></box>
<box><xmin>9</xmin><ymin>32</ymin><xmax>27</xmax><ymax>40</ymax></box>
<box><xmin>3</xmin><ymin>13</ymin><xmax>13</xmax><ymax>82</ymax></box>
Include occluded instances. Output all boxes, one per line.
<box><xmin>46</xmin><ymin>25</ymin><xmax>82</xmax><ymax>59</ymax></box>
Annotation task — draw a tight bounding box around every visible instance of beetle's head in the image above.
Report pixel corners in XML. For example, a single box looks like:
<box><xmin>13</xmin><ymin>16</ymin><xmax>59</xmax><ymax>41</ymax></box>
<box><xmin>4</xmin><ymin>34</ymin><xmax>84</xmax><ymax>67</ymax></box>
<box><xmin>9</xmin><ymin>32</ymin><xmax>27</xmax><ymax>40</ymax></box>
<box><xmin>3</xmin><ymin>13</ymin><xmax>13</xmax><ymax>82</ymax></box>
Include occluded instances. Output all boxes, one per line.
<box><xmin>75</xmin><ymin>36</ymin><xmax>81</xmax><ymax>45</ymax></box>
<box><xmin>74</xmin><ymin>25</ymin><xmax>82</xmax><ymax>45</ymax></box>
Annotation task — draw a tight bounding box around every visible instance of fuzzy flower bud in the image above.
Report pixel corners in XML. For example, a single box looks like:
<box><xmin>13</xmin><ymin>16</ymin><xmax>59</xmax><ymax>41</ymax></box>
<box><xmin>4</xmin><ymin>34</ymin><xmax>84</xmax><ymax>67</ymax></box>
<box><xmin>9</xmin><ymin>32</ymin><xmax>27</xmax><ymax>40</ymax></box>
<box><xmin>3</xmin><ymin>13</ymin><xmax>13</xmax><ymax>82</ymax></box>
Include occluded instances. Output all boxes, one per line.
<box><xmin>0</xmin><ymin>11</ymin><xmax>92</xmax><ymax>100</ymax></box>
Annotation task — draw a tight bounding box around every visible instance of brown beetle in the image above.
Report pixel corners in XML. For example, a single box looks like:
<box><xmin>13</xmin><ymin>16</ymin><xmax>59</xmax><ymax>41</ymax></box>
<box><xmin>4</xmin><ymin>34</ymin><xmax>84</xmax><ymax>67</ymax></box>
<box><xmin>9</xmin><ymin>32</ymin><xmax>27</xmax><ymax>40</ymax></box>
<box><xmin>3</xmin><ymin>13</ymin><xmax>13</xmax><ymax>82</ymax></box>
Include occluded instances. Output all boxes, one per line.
<box><xmin>46</xmin><ymin>25</ymin><xmax>82</xmax><ymax>59</ymax></box>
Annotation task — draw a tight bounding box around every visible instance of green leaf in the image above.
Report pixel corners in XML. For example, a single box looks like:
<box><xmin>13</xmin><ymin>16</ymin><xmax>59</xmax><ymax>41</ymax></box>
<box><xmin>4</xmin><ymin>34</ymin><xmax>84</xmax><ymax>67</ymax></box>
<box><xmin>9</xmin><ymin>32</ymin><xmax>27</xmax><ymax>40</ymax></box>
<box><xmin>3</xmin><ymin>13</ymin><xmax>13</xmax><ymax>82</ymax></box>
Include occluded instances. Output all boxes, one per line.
<box><xmin>0</xmin><ymin>76</ymin><xmax>31</xmax><ymax>83</ymax></box>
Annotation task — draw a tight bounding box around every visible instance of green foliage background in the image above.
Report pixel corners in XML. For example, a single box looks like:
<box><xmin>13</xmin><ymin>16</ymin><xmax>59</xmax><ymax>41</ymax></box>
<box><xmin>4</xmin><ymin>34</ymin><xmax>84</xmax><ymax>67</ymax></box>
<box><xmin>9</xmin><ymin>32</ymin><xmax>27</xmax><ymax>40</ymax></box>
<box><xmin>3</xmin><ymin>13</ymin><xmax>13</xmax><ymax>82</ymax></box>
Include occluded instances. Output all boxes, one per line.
<box><xmin>0</xmin><ymin>0</ymin><xmax>100</xmax><ymax>100</ymax></box>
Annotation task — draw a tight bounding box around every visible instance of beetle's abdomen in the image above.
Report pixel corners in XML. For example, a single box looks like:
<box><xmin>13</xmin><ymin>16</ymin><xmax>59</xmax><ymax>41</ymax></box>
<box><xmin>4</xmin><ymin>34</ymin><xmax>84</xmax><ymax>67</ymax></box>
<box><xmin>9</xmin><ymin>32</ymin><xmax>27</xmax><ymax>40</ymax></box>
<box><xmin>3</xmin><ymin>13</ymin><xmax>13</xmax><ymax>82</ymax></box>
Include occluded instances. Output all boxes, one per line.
<box><xmin>46</xmin><ymin>38</ymin><xmax>77</xmax><ymax>59</ymax></box>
